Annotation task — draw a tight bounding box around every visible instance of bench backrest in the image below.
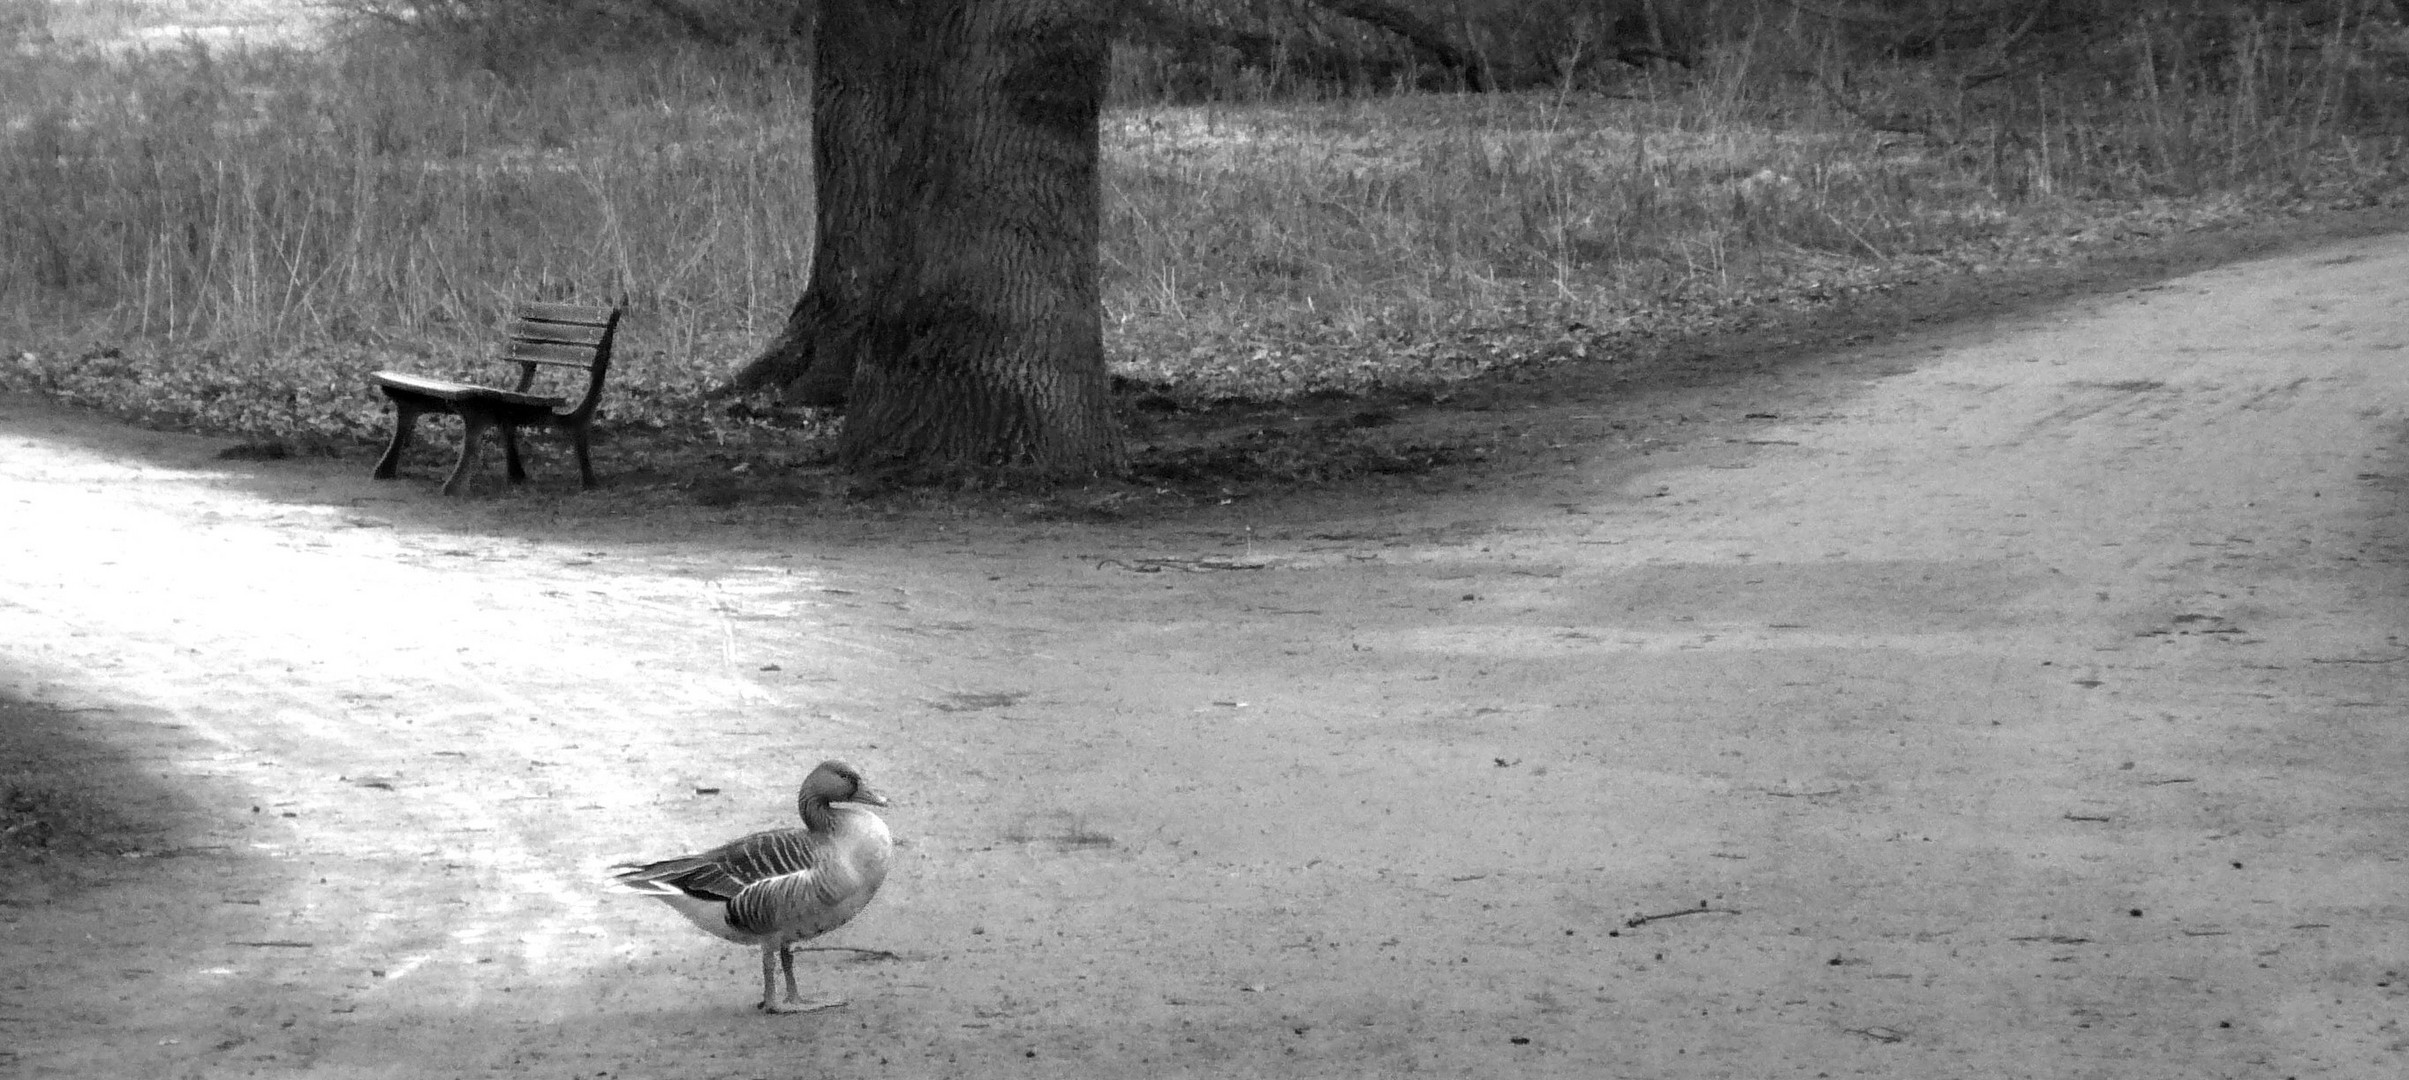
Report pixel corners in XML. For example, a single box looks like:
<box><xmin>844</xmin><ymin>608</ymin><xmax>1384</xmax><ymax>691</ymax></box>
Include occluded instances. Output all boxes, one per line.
<box><xmin>501</xmin><ymin>302</ymin><xmax>620</xmax><ymax>422</ymax></box>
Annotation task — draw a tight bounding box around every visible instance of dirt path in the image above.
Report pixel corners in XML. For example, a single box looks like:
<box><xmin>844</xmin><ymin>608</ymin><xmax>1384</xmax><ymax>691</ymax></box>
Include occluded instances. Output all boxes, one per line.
<box><xmin>5</xmin><ymin>232</ymin><xmax>2408</xmax><ymax>1079</ymax></box>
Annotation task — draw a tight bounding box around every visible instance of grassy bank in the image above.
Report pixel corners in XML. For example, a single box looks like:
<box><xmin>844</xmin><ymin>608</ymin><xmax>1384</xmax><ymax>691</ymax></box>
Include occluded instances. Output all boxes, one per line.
<box><xmin>3</xmin><ymin>1</ymin><xmax>2405</xmax><ymax>449</ymax></box>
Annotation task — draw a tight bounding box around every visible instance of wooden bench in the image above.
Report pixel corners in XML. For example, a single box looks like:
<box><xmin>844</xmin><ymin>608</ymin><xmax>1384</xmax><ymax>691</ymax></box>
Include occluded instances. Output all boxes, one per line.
<box><xmin>369</xmin><ymin>302</ymin><xmax>620</xmax><ymax>496</ymax></box>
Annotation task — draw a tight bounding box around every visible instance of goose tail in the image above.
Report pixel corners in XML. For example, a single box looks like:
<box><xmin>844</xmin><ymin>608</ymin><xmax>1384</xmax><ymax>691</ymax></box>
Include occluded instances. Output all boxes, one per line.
<box><xmin>609</xmin><ymin>860</ymin><xmax>756</xmax><ymax>943</ymax></box>
<box><xmin>610</xmin><ymin>858</ymin><xmax>704</xmax><ymax>894</ymax></box>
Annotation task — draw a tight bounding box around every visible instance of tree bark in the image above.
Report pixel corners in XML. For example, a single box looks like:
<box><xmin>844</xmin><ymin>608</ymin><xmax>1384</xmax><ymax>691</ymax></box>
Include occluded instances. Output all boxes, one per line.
<box><xmin>725</xmin><ymin>0</ymin><xmax>1126</xmax><ymax>479</ymax></box>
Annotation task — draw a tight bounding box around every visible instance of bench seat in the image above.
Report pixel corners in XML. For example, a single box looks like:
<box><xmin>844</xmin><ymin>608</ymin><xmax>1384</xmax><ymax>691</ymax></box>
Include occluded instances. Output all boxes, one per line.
<box><xmin>366</xmin><ymin>372</ymin><xmax>567</xmax><ymax>412</ymax></box>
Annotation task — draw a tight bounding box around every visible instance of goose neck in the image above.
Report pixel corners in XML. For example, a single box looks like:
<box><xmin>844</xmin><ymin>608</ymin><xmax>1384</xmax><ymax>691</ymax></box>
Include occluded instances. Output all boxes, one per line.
<box><xmin>798</xmin><ymin>793</ymin><xmax>837</xmax><ymax>832</ymax></box>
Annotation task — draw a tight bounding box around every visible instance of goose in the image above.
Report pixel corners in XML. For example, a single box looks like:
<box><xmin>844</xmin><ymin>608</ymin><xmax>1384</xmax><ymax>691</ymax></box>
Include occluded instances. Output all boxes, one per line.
<box><xmin>612</xmin><ymin>760</ymin><xmax>895</xmax><ymax>1013</ymax></box>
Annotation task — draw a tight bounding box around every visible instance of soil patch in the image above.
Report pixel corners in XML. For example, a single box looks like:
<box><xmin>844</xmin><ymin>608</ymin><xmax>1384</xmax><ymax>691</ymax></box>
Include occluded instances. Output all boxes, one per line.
<box><xmin>5</xmin><ymin>215</ymin><xmax>2408</xmax><ymax>1078</ymax></box>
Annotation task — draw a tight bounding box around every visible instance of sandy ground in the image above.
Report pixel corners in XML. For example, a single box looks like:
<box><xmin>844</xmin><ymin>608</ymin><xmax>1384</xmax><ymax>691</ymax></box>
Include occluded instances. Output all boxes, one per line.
<box><xmin>5</xmin><ymin>231</ymin><xmax>2409</xmax><ymax>1079</ymax></box>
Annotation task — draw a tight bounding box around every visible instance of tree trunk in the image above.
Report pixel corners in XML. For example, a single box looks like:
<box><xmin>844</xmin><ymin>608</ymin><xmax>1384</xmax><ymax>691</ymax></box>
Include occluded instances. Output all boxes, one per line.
<box><xmin>724</xmin><ymin>0</ymin><xmax>1126</xmax><ymax>479</ymax></box>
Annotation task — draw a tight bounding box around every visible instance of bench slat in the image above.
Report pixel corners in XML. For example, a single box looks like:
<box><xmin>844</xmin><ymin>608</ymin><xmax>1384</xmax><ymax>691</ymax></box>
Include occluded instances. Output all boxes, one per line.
<box><xmin>516</xmin><ymin>301</ymin><xmax>617</xmax><ymax>325</ymax></box>
<box><xmin>508</xmin><ymin>320</ymin><xmax>611</xmax><ymax>347</ymax></box>
<box><xmin>370</xmin><ymin>371</ymin><xmax>566</xmax><ymax>408</ymax></box>
<box><xmin>370</xmin><ymin>371</ymin><xmax>477</xmax><ymax>397</ymax></box>
<box><xmin>504</xmin><ymin>340</ymin><xmax>606</xmax><ymax>368</ymax></box>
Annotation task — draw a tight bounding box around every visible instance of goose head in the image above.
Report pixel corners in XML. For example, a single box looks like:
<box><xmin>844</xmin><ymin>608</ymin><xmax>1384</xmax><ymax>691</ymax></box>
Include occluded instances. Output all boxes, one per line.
<box><xmin>799</xmin><ymin>759</ymin><xmax>888</xmax><ymax>815</ymax></box>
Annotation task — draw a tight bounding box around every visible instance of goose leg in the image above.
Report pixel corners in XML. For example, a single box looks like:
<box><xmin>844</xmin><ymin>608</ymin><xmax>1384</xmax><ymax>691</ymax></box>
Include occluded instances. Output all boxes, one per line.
<box><xmin>756</xmin><ymin>943</ymin><xmax>779</xmax><ymax>1012</ymax></box>
<box><xmin>757</xmin><ymin>943</ymin><xmax>844</xmax><ymax>1013</ymax></box>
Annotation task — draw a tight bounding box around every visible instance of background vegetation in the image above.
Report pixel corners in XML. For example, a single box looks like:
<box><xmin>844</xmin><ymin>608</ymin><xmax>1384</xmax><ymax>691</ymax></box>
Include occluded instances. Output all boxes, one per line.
<box><xmin>2</xmin><ymin>0</ymin><xmax>2405</xmax><ymax>457</ymax></box>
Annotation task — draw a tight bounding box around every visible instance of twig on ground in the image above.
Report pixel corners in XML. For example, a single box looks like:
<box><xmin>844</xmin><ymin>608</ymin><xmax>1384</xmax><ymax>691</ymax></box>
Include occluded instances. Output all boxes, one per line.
<box><xmin>793</xmin><ymin>946</ymin><xmax>903</xmax><ymax>961</ymax></box>
<box><xmin>1624</xmin><ymin>902</ymin><xmax>1741</xmax><ymax>928</ymax></box>
<box><xmin>1096</xmin><ymin>557</ymin><xmax>1269</xmax><ymax>573</ymax></box>
<box><xmin>129</xmin><ymin>845</ymin><xmax>233</xmax><ymax>858</ymax></box>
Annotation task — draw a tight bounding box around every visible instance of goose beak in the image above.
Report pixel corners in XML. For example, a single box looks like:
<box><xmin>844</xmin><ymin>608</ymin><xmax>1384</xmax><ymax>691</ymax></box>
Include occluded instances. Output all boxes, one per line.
<box><xmin>850</xmin><ymin>784</ymin><xmax>890</xmax><ymax>808</ymax></box>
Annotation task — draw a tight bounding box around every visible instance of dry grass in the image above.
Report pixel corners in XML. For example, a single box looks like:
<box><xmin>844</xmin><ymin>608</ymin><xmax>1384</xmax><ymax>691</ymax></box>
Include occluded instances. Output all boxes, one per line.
<box><xmin>3</xmin><ymin>1</ymin><xmax>2405</xmax><ymax>446</ymax></box>
<box><xmin>1102</xmin><ymin>13</ymin><xmax>2409</xmax><ymax>400</ymax></box>
<box><xmin>3</xmin><ymin>0</ymin><xmax>308</xmax><ymax>49</ymax></box>
<box><xmin>1102</xmin><ymin>93</ymin><xmax>2011</xmax><ymax>398</ymax></box>
<box><xmin>2</xmin><ymin>16</ymin><xmax>817</xmax><ymax>442</ymax></box>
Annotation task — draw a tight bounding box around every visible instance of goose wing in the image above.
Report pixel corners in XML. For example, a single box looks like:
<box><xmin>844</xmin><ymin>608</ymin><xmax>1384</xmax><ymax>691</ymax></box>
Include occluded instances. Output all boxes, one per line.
<box><xmin>723</xmin><ymin>810</ymin><xmax>892</xmax><ymax>940</ymax></box>
<box><xmin>615</xmin><ymin>808</ymin><xmax>890</xmax><ymax>945</ymax></box>
<box><xmin>614</xmin><ymin>827</ymin><xmax>821</xmax><ymax>901</ymax></box>
<box><xmin>612</xmin><ymin>827</ymin><xmax>826</xmax><ymax>943</ymax></box>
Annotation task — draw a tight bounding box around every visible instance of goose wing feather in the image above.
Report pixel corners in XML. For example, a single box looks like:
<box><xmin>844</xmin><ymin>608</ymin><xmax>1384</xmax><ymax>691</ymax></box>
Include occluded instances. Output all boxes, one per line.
<box><xmin>614</xmin><ymin>826</ymin><xmax>817</xmax><ymax>892</ymax></box>
<box><xmin>729</xmin><ymin>808</ymin><xmax>891</xmax><ymax>938</ymax></box>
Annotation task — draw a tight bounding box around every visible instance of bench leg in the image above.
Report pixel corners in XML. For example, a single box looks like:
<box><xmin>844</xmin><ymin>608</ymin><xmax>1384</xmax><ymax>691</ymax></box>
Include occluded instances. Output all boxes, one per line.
<box><xmin>442</xmin><ymin>411</ymin><xmax>492</xmax><ymax>497</ymax></box>
<box><xmin>502</xmin><ymin>423</ymin><xmax>529</xmax><ymax>484</ymax></box>
<box><xmin>570</xmin><ymin>422</ymin><xmax>597</xmax><ymax>489</ymax></box>
<box><xmin>373</xmin><ymin>401</ymin><xmax>421</xmax><ymax>480</ymax></box>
